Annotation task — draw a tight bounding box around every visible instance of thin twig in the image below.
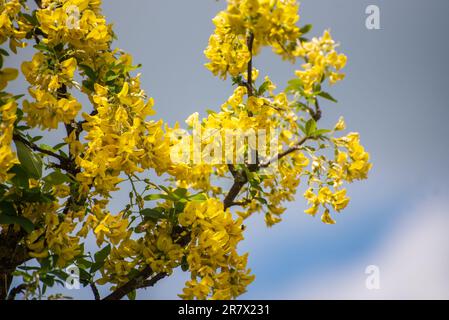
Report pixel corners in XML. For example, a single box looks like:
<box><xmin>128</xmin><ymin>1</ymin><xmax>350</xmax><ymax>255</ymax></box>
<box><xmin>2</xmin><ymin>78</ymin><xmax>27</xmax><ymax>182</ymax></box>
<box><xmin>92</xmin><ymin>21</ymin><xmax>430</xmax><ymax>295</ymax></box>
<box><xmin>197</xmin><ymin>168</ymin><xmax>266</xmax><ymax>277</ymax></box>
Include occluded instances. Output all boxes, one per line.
<box><xmin>90</xmin><ymin>283</ymin><xmax>100</xmax><ymax>300</ymax></box>
<box><xmin>12</xmin><ymin>134</ymin><xmax>68</xmax><ymax>165</ymax></box>
<box><xmin>260</xmin><ymin>136</ymin><xmax>309</xmax><ymax>168</ymax></box>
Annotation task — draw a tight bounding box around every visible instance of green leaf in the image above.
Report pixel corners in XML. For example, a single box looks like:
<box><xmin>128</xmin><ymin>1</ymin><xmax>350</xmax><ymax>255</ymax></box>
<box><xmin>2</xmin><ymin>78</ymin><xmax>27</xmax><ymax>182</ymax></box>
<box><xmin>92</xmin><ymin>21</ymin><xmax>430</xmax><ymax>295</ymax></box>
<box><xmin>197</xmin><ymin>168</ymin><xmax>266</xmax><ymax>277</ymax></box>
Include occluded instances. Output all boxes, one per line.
<box><xmin>38</xmin><ymin>143</ymin><xmax>55</xmax><ymax>152</ymax></box>
<box><xmin>0</xmin><ymin>201</ymin><xmax>16</xmax><ymax>215</ymax></box>
<box><xmin>143</xmin><ymin>193</ymin><xmax>169</xmax><ymax>201</ymax></box>
<box><xmin>90</xmin><ymin>244</ymin><xmax>111</xmax><ymax>273</ymax></box>
<box><xmin>257</xmin><ymin>81</ymin><xmax>270</xmax><ymax>96</ymax></box>
<box><xmin>313</xmin><ymin>129</ymin><xmax>331</xmax><ymax>137</ymax></box>
<box><xmin>22</xmin><ymin>187</ymin><xmax>54</xmax><ymax>203</ymax></box>
<box><xmin>0</xmin><ymin>48</ymin><xmax>9</xmax><ymax>56</ymax></box>
<box><xmin>12</xmin><ymin>94</ymin><xmax>24</xmax><ymax>101</ymax></box>
<box><xmin>40</xmin><ymin>275</ymin><xmax>55</xmax><ymax>287</ymax></box>
<box><xmin>15</xmin><ymin>140</ymin><xmax>43</xmax><ymax>179</ymax></box>
<box><xmin>79</xmin><ymin>64</ymin><xmax>97</xmax><ymax>81</ymax></box>
<box><xmin>43</xmin><ymin>171</ymin><xmax>72</xmax><ymax>187</ymax></box>
<box><xmin>300</xmin><ymin>24</ymin><xmax>313</xmax><ymax>35</ymax></box>
<box><xmin>82</xmin><ymin>79</ymin><xmax>94</xmax><ymax>91</ymax></box>
<box><xmin>0</xmin><ymin>214</ymin><xmax>34</xmax><ymax>233</ymax></box>
<box><xmin>181</xmin><ymin>255</ymin><xmax>189</xmax><ymax>272</ymax></box>
<box><xmin>255</xmin><ymin>196</ymin><xmax>268</xmax><ymax>205</ymax></box>
<box><xmin>105</xmin><ymin>71</ymin><xmax>120</xmax><ymax>82</ymax></box>
<box><xmin>33</xmin><ymin>43</ymin><xmax>52</xmax><ymax>53</ymax></box>
<box><xmin>18</xmin><ymin>266</ymin><xmax>40</xmax><ymax>271</ymax></box>
<box><xmin>318</xmin><ymin>91</ymin><xmax>338</xmax><ymax>103</ymax></box>
<box><xmin>127</xmin><ymin>289</ymin><xmax>136</xmax><ymax>300</ymax></box>
<box><xmin>20</xmin><ymin>12</ymin><xmax>38</xmax><ymax>26</ymax></box>
<box><xmin>305</xmin><ymin>118</ymin><xmax>317</xmax><ymax>136</ymax></box>
<box><xmin>173</xmin><ymin>188</ymin><xmax>188</xmax><ymax>200</ymax></box>
<box><xmin>53</xmin><ymin>142</ymin><xmax>67</xmax><ymax>151</ymax></box>
<box><xmin>94</xmin><ymin>244</ymin><xmax>111</xmax><ymax>263</ymax></box>
<box><xmin>15</xmin><ymin>125</ymin><xmax>30</xmax><ymax>131</ymax></box>
<box><xmin>50</xmin><ymin>270</ymin><xmax>69</xmax><ymax>281</ymax></box>
<box><xmin>9</xmin><ymin>164</ymin><xmax>30</xmax><ymax>188</ymax></box>
<box><xmin>285</xmin><ymin>79</ymin><xmax>303</xmax><ymax>93</ymax></box>
<box><xmin>189</xmin><ymin>193</ymin><xmax>207</xmax><ymax>202</ymax></box>
<box><xmin>79</xmin><ymin>268</ymin><xmax>92</xmax><ymax>286</ymax></box>
<box><xmin>141</xmin><ymin>208</ymin><xmax>165</xmax><ymax>222</ymax></box>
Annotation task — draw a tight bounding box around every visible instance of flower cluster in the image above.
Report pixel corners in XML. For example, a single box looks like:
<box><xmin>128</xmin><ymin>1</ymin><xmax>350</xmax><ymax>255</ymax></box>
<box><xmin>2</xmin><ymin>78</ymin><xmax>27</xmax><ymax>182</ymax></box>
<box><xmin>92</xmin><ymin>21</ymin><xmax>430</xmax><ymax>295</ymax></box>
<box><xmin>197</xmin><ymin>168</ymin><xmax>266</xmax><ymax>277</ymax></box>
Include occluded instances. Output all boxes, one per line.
<box><xmin>178</xmin><ymin>199</ymin><xmax>254</xmax><ymax>299</ymax></box>
<box><xmin>205</xmin><ymin>0</ymin><xmax>301</xmax><ymax>79</ymax></box>
<box><xmin>0</xmin><ymin>99</ymin><xmax>18</xmax><ymax>182</ymax></box>
<box><xmin>0</xmin><ymin>0</ymin><xmax>31</xmax><ymax>52</ymax></box>
<box><xmin>36</xmin><ymin>0</ymin><xmax>110</xmax><ymax>53</ymax></box>
<box><xmin>294</xmin><ymin>30</ymin><xmax>347</xmax><ymax>95</ymax></box>
<box><xmin>0</xmin><ymin>0</ymin><xmax>371</xmax><ymax>301</ymax></box>
<box><xmin>26</xmin><ymin>211</ymin><xmax>81</xmax><ymax>267</ymax></box>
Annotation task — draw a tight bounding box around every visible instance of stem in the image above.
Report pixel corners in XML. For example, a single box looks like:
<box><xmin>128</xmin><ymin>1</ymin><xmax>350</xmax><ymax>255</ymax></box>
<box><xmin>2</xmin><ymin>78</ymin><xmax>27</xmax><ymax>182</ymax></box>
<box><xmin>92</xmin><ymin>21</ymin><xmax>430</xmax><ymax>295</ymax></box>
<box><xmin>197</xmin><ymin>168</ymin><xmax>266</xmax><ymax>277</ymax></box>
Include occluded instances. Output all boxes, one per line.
<box><xmin>90</xmin><ymin>283</ymin><xmax>100</xmax><ymax>300</ymax></box>
<box><xmin>12</xmin><ymin>134</ymin><xmax>70</xmax><ymax>169</ymax></box>
<box><xmin>246</xmin><ymin>32</ymin><xmax>255</xmax><ymax>97</ymax></box>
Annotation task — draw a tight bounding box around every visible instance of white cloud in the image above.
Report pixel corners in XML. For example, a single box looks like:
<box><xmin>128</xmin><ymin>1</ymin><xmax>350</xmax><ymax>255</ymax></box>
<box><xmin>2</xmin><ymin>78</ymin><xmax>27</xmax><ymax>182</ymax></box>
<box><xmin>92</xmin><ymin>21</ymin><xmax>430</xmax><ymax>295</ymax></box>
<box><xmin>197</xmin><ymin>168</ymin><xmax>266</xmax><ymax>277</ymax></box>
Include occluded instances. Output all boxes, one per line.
<box><xmin>279</xmin><ymin>190</ymin><xmax>449</xmax><ymax>299</ymax></box>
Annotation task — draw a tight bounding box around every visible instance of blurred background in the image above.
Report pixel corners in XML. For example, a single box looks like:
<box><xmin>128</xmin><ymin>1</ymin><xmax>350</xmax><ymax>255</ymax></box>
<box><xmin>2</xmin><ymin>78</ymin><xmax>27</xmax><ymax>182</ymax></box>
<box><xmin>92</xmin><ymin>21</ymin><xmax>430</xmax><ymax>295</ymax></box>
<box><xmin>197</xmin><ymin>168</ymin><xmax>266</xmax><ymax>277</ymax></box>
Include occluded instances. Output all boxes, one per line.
<box><xmin>7</xmin><ymin>0</ymin><xmax>449</xmax><ymax>299</ymax></box>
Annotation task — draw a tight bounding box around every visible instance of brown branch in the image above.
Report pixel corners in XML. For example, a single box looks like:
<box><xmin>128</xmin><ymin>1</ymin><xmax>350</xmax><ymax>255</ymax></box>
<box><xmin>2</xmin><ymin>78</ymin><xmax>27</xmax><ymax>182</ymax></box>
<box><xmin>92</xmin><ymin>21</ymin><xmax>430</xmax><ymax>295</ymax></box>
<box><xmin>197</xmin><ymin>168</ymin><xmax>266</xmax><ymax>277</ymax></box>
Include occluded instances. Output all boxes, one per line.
<box><xmin>227</xmin><ymin>199</ymin><xmax>252</xmax><ymax>208</ymax></box>
<box><xmin>223</xmin><ymin>32</ymin><xmax>256</xmax><ymax>210</ymax></box>
<box><xmin>313</xmin><ymin>98</ymin><xmax>322</xmax><ymax>121</ymax></box>
<box><xmin>90</xmin><ymin>283</ymin><xmax>100</xmax><ymax>300</ymax></box>
<box><xmin>12</xmin><ymin>134</ymin><xmax>69</xmax><ymax>166</ymax></box>
<box><xmin>136</xmin><ymin>272</ymin><xmax>168</xmax><ymax>290</ymax></box>
<box><xmin>102</xmin><ymin>266</ymin><xmax>153</xmax><ymax>300</ymax></box>
<box><xmin>223</xmin><ymin>137</ymin><xmax>310</xmax><ymax>209</ymax></box>
<box><xmin>0</xmin><ymin>273</ymin><xmax>13</xmax><ymax>300</ymax></box>
<box><xmin>260</xmin><ymin>136</ymin><xmax>309</xmax><ymax>168</ymax></box>
<box><xmin>246</xmin><ymin>31</ymin><xmax>255</xmax><ymax>97</ymax></box>
<box><xmin>224</xmin><ymin>174</ymin><xmax>248</xmax><ymax>210</ymax></box>
<box><xmin>102</xmin><ymin>230</ymin><xmax>190</xmax><ymax>300</ymax></box>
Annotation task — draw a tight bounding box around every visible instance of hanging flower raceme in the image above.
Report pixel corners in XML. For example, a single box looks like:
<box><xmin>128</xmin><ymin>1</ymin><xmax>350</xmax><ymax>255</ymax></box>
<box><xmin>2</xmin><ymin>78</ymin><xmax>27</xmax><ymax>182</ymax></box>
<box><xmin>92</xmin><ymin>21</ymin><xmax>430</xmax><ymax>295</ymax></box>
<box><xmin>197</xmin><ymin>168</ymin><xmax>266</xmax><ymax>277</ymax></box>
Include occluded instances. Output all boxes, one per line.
<box><xmin>0</xmin><ymin>99</ymin><xmax>18</xmax><ymax>182</ymax></box>
<box><xmin>178</xmin><ymin>198</ymin><xmax>254</xmax><ymax>300</ymax></box>
<box><xmin>0</xmin><ymin>0</ymin><xmax>371</xmax><ymax>301</ymax></box>
<box><xmin>205</xmin><ymin>0</ymin><xmax>302</xmax><ymax>79</ymax></box>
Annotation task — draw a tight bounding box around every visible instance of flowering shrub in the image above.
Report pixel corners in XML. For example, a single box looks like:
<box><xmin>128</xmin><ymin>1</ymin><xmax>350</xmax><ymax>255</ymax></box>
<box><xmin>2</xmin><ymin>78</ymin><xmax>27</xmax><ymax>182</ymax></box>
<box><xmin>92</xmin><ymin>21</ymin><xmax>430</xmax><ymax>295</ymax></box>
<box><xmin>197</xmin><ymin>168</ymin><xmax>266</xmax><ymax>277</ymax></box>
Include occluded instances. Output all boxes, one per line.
<box><xmin>0</xmin><ymin>0</ymin><xmax>371</xmax><ymax>300</ymax></box>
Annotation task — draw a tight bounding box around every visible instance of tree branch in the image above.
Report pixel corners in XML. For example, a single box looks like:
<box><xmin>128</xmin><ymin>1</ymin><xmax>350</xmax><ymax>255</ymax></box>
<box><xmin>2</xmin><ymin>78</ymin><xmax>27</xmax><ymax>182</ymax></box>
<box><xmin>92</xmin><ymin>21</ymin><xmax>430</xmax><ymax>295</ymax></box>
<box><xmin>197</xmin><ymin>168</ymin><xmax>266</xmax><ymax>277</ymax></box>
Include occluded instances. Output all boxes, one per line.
<box><xmin>246</xmin><ymin>31</ymin><xmax>255</xmax><ymax>97</ymax></box>
<box><xmin>313</xmin><ymin>98</ymin><xmax>322</xmax><ymax>121</ymax></box>
<box><xmin>260</xmin><ymin>136</ymin><xmax>309</xmax><ymax>168</ymax></box>
<box><xmin>224</xmin><ymin>174</ymin><xmax>248</xmax><ymax>210</ymax></box>
<box><xmin>90</xmin><ymin>283</ymin><xmax>100</xmax><ymax>300</ymax></box>
<box><xmin>136</xmin><ymin>272</ymin><xmax>168</xmax><ymax>290</ymax></box>
<box><xmin>102</xmin><ymin>266</ymin><xmax>153</xmax><ymax>300</ymax></box>
<box><xmin>12</xmin><ymin>133</ymin><xmax>70</xmax><ymax>167</ymax></box>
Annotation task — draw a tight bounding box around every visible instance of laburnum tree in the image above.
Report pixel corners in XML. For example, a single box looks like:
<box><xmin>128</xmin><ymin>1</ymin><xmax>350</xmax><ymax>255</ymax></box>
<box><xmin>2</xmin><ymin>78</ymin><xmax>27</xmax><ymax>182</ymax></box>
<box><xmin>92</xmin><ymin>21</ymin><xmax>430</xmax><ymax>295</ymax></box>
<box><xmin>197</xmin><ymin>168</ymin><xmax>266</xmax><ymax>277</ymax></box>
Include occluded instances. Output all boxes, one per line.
<box><xmin>0</xmin><ymin>0</ymin><xmax>372</xmax><ymax>300</ymax></box>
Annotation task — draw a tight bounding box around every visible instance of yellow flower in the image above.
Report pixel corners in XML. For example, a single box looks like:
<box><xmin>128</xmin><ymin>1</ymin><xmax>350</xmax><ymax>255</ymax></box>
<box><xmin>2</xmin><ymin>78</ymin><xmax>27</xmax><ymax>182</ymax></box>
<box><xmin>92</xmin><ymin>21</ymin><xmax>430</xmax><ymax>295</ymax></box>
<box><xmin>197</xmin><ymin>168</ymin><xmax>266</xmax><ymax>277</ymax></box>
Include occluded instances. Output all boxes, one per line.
<box><xmin>60</xmin><ymin>57</ymin><xmax>77</xmax><ymax>79</ymax></box>
<box><xmin>0</xmin><ymin>68</ymin><xmax>18</xmax><ymax>90</ymax></box>
<box><xmin>334</xmin><ymin>116</ymin><xmax>346</xmax><ymax>131</ymax></box>
<box><xmin>321</xmin><ymin>209</ymin><xmax>336</xmax><ymax>225</ymax></box>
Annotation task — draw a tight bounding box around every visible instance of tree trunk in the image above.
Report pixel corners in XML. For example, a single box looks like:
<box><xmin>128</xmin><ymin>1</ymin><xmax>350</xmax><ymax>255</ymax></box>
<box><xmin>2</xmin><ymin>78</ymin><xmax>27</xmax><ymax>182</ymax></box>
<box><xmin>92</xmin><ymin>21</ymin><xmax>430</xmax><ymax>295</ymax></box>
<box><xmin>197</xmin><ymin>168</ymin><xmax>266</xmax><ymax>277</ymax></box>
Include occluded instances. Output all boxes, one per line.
<box><xmin>0</xmin><ymin>272</ymin><xmax>13</xmax><ymax>300</ymax></box>
<box><xmin>0</xmin><ymin>229</ymin><xmax>29</xmax><ymax>300</ymax></box>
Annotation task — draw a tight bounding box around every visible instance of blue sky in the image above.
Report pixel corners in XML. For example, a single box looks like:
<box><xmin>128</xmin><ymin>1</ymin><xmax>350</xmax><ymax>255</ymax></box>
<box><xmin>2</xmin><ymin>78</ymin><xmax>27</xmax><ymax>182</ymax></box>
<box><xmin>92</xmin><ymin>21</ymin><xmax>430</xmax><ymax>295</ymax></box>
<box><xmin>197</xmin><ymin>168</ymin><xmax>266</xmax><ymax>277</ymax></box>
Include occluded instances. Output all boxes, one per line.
<box><xmin>7</xmin><ymin>0</ymin><xmax>449</xmax><ymax>299</ymax></box>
